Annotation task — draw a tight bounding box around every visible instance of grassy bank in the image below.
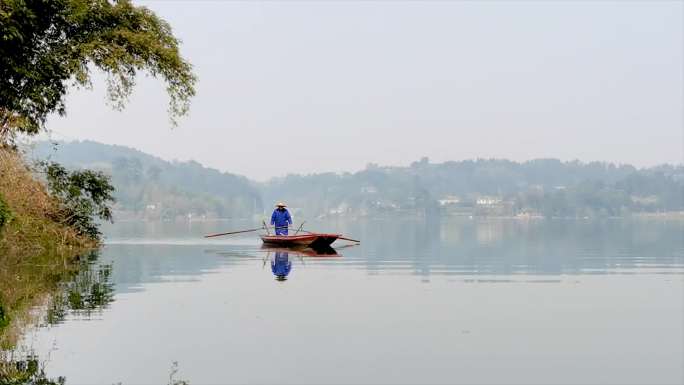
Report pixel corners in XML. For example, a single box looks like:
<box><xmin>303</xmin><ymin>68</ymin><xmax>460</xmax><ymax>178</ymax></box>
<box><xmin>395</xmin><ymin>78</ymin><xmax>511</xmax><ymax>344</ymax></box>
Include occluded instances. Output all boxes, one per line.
<box><xmin>0</xmin><ymin>148</ymin><xmax>98</xmax><ymax>360</ymax></box>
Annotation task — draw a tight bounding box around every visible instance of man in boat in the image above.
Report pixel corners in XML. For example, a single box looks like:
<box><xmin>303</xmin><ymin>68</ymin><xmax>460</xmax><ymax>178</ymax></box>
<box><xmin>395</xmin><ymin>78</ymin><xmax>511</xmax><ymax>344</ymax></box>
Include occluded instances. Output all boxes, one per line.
<box><xmin>270</xmin><ymin>202</ymin><xmax>292</xmax><ymax>235</ymax></box>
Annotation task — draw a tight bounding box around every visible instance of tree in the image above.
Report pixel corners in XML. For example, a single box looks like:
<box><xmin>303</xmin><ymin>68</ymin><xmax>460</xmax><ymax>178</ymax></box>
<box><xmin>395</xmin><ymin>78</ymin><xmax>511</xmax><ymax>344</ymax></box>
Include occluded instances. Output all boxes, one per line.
<box><xmin>42</xmin><ymin>161</ymin><xmax>115</xmax><ymax>238</ymax></box>
<box><xmin>0</xmin><ymin>0</ymin><xmax>196</xmax><ymax>144</ymax></box>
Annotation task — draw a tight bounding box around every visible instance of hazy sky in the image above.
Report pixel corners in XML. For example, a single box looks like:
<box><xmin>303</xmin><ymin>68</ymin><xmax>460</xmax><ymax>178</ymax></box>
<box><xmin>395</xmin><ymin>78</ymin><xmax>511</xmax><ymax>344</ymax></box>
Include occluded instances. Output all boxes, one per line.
<box><xmin>44</xmin><ymin>1</ymin><xmax>683</xmax><ymax>180</ymax></box>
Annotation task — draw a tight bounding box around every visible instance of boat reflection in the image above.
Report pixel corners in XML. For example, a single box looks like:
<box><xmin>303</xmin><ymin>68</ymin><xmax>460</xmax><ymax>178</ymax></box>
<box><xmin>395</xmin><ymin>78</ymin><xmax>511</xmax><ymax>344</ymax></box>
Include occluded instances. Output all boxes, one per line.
<box><xmin>260</xmin><ymin>245</ymin><xmax>344</xmax><ymax>281</ymax></box>
<box><xmin>260</xmin><ymin>244</ymin><xmax>340</xmax><ymax>257</ymax></box>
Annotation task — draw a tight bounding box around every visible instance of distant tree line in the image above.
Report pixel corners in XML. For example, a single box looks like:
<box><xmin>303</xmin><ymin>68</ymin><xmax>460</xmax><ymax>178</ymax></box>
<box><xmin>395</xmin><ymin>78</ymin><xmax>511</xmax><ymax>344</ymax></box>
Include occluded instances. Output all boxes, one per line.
<box><xmin>31</xmin><ymin>142</ymin><xmax>683</xmax><ymax>220</ymax></box>
<box><xmin>263</xmin><ymin>157</ymin><xmax>683</xmax><ymax>218</ymax></box>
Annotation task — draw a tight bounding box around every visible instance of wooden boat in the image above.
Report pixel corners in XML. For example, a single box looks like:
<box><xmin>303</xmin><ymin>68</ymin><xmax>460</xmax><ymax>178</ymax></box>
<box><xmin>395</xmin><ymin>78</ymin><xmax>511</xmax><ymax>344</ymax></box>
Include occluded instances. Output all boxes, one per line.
<box><xmin>260</xmin><ymin>233</ymin><xmax>341</xmax><ymax>249</ymax></box>
<box><xmin>205</xmin><ymin>227</ymin><xmax>357</xmax><ymax>250</ymax></box>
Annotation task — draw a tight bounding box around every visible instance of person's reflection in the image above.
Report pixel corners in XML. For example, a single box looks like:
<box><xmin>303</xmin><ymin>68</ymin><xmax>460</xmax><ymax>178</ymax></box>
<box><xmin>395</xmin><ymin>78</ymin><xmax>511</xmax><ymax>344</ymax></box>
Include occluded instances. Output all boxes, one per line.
<box><xmin>271</xmin><ymin>251</ymin><xmax>292</xmax><ymax>281</ymax></box>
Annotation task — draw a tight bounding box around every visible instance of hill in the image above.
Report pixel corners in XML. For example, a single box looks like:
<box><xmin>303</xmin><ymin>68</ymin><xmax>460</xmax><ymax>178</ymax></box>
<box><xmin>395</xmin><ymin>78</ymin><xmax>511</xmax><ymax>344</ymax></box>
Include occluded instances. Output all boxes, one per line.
<box><xmin>28</xmin><ymin>141</ymin><xmax>263</xmax><ymax>220</ymax></box>
<box><xmin>28</xmin><ymin>141</ymin><xmax>684</xmax><ymax>220</ymax></box>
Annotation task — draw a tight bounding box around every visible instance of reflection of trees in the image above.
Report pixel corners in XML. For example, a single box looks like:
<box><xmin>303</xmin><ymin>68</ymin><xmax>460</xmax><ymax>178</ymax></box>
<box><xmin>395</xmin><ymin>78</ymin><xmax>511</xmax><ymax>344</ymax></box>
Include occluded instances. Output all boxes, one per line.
<box><xmin>0</xmin><ymin>355</ymin><xmax>66</xmax><ymax>385</ymax></box>
<box><xmin>1</xmin><ymin>251</ymin><xmax>114</xmax><ymax>383</ymax></box>
<box><xmin>356</xmin><ymin>218</ymin><xmax>684</xmax><ymax>277</ymax></box>
<box><xmin>45</xmin><ymin>252</ymin><xmax>114</xmax><ymax>325</ymax></box>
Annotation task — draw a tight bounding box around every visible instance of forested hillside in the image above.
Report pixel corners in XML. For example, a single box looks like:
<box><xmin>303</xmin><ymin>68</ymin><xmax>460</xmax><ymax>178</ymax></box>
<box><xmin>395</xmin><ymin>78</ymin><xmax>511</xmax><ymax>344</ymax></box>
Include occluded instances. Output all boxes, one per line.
<box><xmin>29</xmin><ymin>141</ymin><xmax>684</xmax><ymax>220</ymax></box>
<box><xmin>29</xmin><ymin>141</ymin><xmax>262</xmax><ymax>220</ymax></box>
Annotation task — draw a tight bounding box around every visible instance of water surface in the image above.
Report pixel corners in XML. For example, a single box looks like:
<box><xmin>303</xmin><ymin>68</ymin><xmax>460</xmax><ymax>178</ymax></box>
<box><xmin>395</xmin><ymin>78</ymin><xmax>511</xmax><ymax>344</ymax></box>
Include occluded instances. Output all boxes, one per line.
<box><xmin>21</xmin><ymin>218</ymin><xmax>684</xmax><ymax>384</ymax></box>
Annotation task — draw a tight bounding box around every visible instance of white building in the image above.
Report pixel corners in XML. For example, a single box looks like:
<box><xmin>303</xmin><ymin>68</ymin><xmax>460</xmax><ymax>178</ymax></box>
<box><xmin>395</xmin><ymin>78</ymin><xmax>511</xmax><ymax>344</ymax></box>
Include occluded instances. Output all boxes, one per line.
<box><xmin>476</xmin><ymin>196</ymin><xmax>502</xmax><ymax>206</ymax></box>
<box><xmin>438</xmin><ymin>195</ymin><xmax>461</xmax><ymax>206</ymax></box>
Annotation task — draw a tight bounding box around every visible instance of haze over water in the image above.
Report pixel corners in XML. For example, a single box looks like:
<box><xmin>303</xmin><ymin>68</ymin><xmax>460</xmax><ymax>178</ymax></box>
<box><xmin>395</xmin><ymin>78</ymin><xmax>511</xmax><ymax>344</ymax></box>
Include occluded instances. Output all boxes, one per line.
<box><xmin>20</xmin><ymin>218</ymin><xmax>684</xmax><ymax>384</ymax></box>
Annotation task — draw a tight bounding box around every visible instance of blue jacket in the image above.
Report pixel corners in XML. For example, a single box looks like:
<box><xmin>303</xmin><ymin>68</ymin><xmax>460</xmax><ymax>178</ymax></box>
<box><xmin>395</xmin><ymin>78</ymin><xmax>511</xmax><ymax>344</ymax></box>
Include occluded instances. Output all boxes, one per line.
<box><xmin>271</xmin><ymin>208</ymin><xmax>292</xmax><ymax>228</ymax></box>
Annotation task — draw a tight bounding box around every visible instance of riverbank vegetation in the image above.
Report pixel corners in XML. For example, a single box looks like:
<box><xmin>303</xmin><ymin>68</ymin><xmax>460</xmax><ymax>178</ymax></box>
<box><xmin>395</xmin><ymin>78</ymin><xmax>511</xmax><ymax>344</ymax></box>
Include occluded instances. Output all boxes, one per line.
<box><xmin>0</xmin><ymin>147</ymin><xmax>115</xmax><ymax>343</ymax></box>
<box><xmin>0</xmin><ymin>149</ymin><xmax>95</xmax><ymax>263</ymax></box>
<box><xmin>0</xmin><ymin>148</ymin><xmax>107</xmax><ymax>382</ymax></box>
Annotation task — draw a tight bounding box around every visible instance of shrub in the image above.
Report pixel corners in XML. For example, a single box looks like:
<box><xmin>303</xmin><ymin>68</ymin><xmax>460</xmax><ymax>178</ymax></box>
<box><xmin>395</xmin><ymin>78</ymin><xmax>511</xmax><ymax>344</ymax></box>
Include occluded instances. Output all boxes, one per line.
<box><xmin>40</xmin><ymin>162</ymin><xmax>115</xmax><ymax>238</ymax></box>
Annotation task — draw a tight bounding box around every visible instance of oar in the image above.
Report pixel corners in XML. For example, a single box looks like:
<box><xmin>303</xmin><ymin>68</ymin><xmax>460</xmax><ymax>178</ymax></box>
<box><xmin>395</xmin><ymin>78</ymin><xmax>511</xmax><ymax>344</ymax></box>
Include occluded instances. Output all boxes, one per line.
<box><xmin>338</xmin><ymin>236</ymin><xmax>360</xmax><ymax>243</ymax></box>
<box><xmin>294</xmin><ymin>221</ymin><xmax>306</xmax><ymax>235</ymax></box>
<box><xmin>204</xmin><ymin>227</ymin><xmax>263</xmax><ymax>238</ymax></box>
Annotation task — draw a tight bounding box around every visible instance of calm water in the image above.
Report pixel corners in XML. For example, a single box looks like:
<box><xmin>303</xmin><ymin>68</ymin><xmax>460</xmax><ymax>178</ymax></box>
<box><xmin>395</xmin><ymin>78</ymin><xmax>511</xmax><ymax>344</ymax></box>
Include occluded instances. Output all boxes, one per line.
<box><xmin>18</xmin><ymin>218</ymin><xmax>684</xmax><ymax>384</ymax></box>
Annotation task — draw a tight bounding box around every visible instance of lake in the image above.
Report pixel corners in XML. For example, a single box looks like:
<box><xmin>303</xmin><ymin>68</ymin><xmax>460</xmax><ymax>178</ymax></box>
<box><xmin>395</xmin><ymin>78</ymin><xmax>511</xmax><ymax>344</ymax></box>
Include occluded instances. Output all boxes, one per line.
<box><xmin>16</xmin><ymin>218</ymin><xmax>684</xmax><ymax>384</ymax></box>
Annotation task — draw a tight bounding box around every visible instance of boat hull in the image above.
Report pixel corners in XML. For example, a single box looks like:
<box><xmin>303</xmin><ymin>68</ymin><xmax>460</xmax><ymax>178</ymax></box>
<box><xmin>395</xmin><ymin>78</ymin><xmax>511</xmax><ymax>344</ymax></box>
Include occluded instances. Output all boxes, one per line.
<box><xmin>260</xmin><ymin>233</ymin><xmax>340</xmax><ymax>249</ymax></box>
